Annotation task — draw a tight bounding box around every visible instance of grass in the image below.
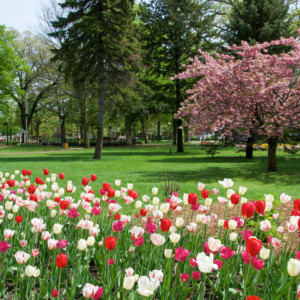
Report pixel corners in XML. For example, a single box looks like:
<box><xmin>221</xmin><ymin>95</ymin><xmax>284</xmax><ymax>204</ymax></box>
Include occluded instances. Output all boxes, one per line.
<box><xmin>0</xmin><ymin>143</ymin><xmax>299</xmax><ymax>200</ymax></box>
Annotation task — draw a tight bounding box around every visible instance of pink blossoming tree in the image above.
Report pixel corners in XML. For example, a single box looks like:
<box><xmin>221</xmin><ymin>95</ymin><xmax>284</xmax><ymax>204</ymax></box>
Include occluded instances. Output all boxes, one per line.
<box><xmin>173</xmin><ymin>33</ymin><xmax>300</xmax><ymax>172</ymax></box>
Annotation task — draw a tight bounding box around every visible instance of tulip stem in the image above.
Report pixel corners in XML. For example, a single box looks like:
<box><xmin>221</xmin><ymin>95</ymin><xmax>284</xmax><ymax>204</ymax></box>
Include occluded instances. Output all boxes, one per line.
<box><xmin>57</xmin><ymin>268</ymin><xmax>62</xmax><ymax>300</ymax></box>
<box><xmin>243</xmin><ymin>257</ymin><xmax>252</xmax><ymax>299</ymax></box>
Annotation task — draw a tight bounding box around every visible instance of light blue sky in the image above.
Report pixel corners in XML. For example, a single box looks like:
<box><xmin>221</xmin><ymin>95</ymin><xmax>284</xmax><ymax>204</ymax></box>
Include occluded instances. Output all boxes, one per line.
<box><xmin>0</xmin><ymin>0</ymin><xmax>45</xmax><ymax>33</ymax></box>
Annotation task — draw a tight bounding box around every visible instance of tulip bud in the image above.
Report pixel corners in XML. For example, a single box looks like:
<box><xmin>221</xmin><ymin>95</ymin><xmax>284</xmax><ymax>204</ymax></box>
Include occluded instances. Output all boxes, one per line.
<box><xmin>12</xmin><ymin>205</ymin><xmax>19</xmax><ymax>213</ymax></box>
<box><xmin>205</xmin><ymin>198</ymin><xmax>212</xmax><ymax>207</ymax></box>
<box><xmin>115</xmin><ymin>180</ymin><xmax>121</xmax><ymax>186</ymax></box>
<box><xmin>51</xmin><ymin>210</ymin><xmax>57</xmax><ymax>218</ymax></box>
<box><xmin>164</xmin><ymin>249</ymin><xmax>172</xmax><ymax>258</ymax></box>
<box><xmin>135</xmin><ymin>201</ymin><xmax>142</xmax><ymax>209</ymax></box>
<box><xmin>5</xmin><ymin>201</ymin><xmax>13</xmax><ymax>211</ymax></box>
<box><xmin>239</xmin><ymin>186</ymin><xmax>247</xmax><ymax>195</ymax></box>
<box><xmin>226</xmin><ymin>189</ymin><xmax>235</xmax><ymax>199</ymax></box>
<box><xmin>241</xmin><ymin>197</ymin><xmax>248</xmax><ymax>204</ymax></box>
<box><xmin>228</xmin><ymin>220</ymin><xmax>237</xmax><ymax>230</ymax></box>
<box><xmin>58</xmin><ymin>188</ymin><xmax>64</xmax><ymax>196</ymax></box>
<box><xmin>287</xmin><ymin>258</ymin><xmax>300</xmax><ymax>276</ymax></box>
<box><xmin>152</xmin><ymin>187</ymin><xmax>158</xmax><ymax>195</ymax></box>
<box><xmin>160</xmin><ymin>203</ymin><xmax>169</xmax><ymax>214</ymax></box>
<box><xmin>170</xmin><ymin>232</ymin><xmax>180</xmax><ymax>244</ymax></box>
<box><xmin>78</xmin><ymin>239</ymin><xmax>87</xmax><ymax>251</ymax></box>
<box><xmin>259</xmin><ymin>247</ymin><xmax>270</xmax><ymax>260</ymax></box>
<box><xmin>127</xmin><ymin>183</ymin><xmax>133</xmax><ymax>190</ymax></box>
<box><xmin>123</xmin><ymin>276</ymin><xmax>135</xmax><ymax>290</ymax></box>
<box><xmin>87</xmin><ymin>236</ymin><xmax>95</xmax><ymax>247</ymax></box>
<box><xmin>218</xmin><ymin>219</ymin><xmax>224</xmax><ymax>227</ymax></box>
<box><xmin>53</xmin><ymin>223</ymin><xmax>63</xmax><ymax>234</ymax></box>
<box><xmin>228</xmin><ymin>201</ymin><xmax>234</xmax><ymax>209</ymax></box>
<box><xmin>115</xmin><ymin>190</ymin><xmax>121</xmax><ymax>198</ymax></box>
<box><xmin>229</xmin><ymin>232</ymin><xmax>238</xmax><ymax>241</ymax></box>
<box><xmin>265</xmin><ymin>202</ymin><xmax>273</xmax><ymax>212</ymax></box>
<box><xmin>152</xmin><ymin>197</ymin><xmax>160</xmax><ymax>205</ymax></box>
<box><xmin>169</xmin><ymin>226</ymin><xmax>177</xmax><ymax>234</ymax></box>
<box><xmin>175</xmin><ymin>217</ymin><xmax>184</xmax><ymax>227</ymax></box>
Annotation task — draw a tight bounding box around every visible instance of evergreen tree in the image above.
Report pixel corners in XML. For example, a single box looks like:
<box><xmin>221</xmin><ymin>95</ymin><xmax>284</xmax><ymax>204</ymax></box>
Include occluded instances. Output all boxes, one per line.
<box><xmin>139</xmin><ymin>0</ymin><xmax>218</xmax><ymax>153</ymax></box>
<box><xmin>224</xmin><ymin>0</ymin><xmax>293</xmax><ymax>45</ymax></box>
<box><xmin>50</xmin><ymin>0</ymin><xmax>135</xmax><ymax>159</ymax></box>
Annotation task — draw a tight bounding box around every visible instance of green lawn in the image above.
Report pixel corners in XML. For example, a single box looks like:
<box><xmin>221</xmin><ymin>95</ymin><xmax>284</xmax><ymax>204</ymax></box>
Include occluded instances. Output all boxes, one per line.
<box><xmin>0</xmin><ymin>143</ymin><xmax>299</xmax><ymax>199</ymax></box>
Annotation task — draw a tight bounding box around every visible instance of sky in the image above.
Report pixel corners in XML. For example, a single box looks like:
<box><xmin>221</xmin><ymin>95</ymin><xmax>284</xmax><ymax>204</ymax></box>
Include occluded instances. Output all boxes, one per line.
<box><xmin>0</xmin><ymin>0</ymin><xmax>46</xmax><ymax>33</ymax></box>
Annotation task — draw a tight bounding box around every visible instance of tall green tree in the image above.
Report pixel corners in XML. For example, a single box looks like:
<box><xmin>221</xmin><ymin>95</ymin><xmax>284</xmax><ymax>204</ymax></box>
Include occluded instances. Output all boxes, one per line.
<box><xmin>139</xmin><ymin>0</ymin><xmax>218</xmax><ymax>153</ymax></box>
<box><xmin>223</xmin><ymin>0</ymin><xmax>294</xmax><ymax>45</ymax></box>
<box><xmin>50</xmin><ymin>0</ymin><xmax>136</xmax><ymax>159</ymax></box>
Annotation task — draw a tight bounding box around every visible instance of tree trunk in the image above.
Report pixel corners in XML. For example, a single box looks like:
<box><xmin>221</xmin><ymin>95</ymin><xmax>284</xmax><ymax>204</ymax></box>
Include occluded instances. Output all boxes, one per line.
<box><xmin>80</xmin><ymin>127</ymin><xmax>83</xmax><ymax>140</ymax></box>
<box><xmin>35</xmin><ymin>121</ymin><xmax>40</xmax><ymax>140</ymax></box>
<box><xmin>140</xmin><ymin>118</ymin><xmax>148</xmax><ymax>144</ymax></box>
<box><xmin>267</xmin><ymin>137</ymin><xmax>278</xmax><ymax>172</ymax></box>
<box><xmin>91</xmin><ymin>127</ymin><xmax>95</xmax><ymax>140</ymax></box>
<box><xmin>125</xmin><ymin>115</ymin><xmax>132</xmax><ymax>146</ymax></box>
<box><xmin>172</xmin><ymin>117</ymin><xmax>177</xmax><ymax>145</ymax></box>
<box><xmin>157</xmin><ymin>120</ymin><xmax>161</xmax><ymax>141</ymax></box>
<box><xmin>175</xmin><ymin>78</ymin><xmax>183</xmax><ymax>153</ymax></box>
<box><xmin>93</xmin><ymin>50</ymin><xmax>105</xmax><ymax>160</ymax></box>
<box><xmin>184</xmin><ymin>125</ymin><xmax>189</xmax><ymax>142</ymax></box>
<box><xmin>246</xmin><ymin>136</ymin><xmax>254</xmax><ymax>159</ymax></box>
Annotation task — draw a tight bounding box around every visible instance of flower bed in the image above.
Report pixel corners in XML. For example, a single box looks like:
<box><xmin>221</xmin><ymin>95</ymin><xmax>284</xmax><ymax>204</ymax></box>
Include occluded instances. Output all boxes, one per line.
<box><xmin>0</xmin><ymin>170</ymin><xmax>299</xmax><ymax>299</ymax></box>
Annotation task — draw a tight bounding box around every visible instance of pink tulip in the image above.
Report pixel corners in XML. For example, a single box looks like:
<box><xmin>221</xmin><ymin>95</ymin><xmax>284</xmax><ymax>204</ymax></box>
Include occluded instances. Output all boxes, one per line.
<box><xmin>213</xmin><ymin>259</ymin><xmax>224</xmax><ymax>270</ymax></box>
<box><xmin>240</xmin><ymin>230</ymin><xmax>253</xmax><ymax>241</ymax></box>
<box><xmin>296</xmin><ymin>251</ymin><xmax>300</xmax><ymax>260</ymax></box>
<box><xmin>0</xmin><ymin>241</ymin><xmax>11</xmax><ymax>253</ymax></box>
<box><xmin>220</xmin><ymin>246</ymin><xmax>236</xmax><ymax>259</ymax></box>
<box><xmin>92</xmin><ymin>206</ymin><xmax>101</xmax><ymax>216</ymax></box>
<box><xmin>68</xmin><ymin>208</ymin><xmax>80</xmax><ymax>219</ymax></box>
<box><xmin>107</xmin><ymin>259</ymin><xmax>115</xmax><ymax>265</ymax></box>
<box><xmin>252</xmin><ymin>256</ymin><xmax>264</xmax><ymax>270</ymax></box>
<box><xmin>190</xmin><ymin>257</ymin><xmax>198</xmax><ymax>268</ymax></box>
<box><xmin>56</xmin><ymin>239</ymin><xmax>69</xmax><ymax>249</ymax></box>
<box><xmin>180</xmin><ymin>273</ymin><xmax>190</xmax><ymax>282</ymax></box>
<box><xmin>241</xmin><ymin>251</ymin><xmax>251</xmax><ymax>265</ymax></box>
<box><xmin>175</xmin><ymin>247</ymin><xmax>190</xmax><ymax>262</ymax></box>
<box><xmin>112</xmin><ymin>221</ymin><xmax>123</xmax><ymax>232</ymax></box>
<box><xmin>192</xmin><ymin>271</ymin><xmax>201</xmax><ymax>280</ymax></box>
<box><xmin>134</xmin><ymin>236</ymin><xmax>144</xmax><ymax>247</ymax></box>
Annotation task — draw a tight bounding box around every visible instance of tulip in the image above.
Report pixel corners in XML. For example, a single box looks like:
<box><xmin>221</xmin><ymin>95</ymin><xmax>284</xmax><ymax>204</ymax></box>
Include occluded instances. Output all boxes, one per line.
<box><xmin>213</xmin><ymin>259</ymin><xmax>223</xmax><ymax>270</ymax></box>
<box><xmin>59</xmin><ymin>173</ymin><xmax>64</xmax><ymax>180</ymax></box>
<box><xmin>242</xmin><ymin>202</ymin><xmax>255</xmax><ymax>218</ymax></box>
<box><xmin>192</xmin><ymin>271</ymin><xmax>201</xmax><ymax>280</ymax></box>
<box><xmin>246</xmin><ymin>296</ymin><xmax>262</xmax><ymax>300</ymax></box>
<box><xmin>188</xmin><ymin>193</ymin><xmax>198</xmax><ymax>205</ymax></box>
<box><xmin>196</xmin><ymin>252</ymin><xmax>218</xmax><ymax>273</ymax></box>
<box><xmin>160</xmin><ymin>218</ymin><xmax>172</xmax><ymax>232</ymax></box>
<box><xmin>150</xmin><ymin>233</ymin><xmax>165</xmax><ymax>246</ymax></box>
<box><xmin>218</xmin><ymin>178</ymin><xmax>233</xmax><ymax>188</ymax></box>
<box><xmin>207</xmin><ymin>237</ymin><xmax>222</xmax><ymax>253</ymax></box>
<box><xmin>15</xmin><ymin>251</ymin><xmax>30</xmax><ymax>264</ymax></box>
<box><xmin>53</xmin><ymin>224</ymin><xmax>63</xmax><ymax>234</ymax></box>
<box><xmin>15</xmin><ymin>215</ymin><xmax>23</xmax><ymax>223</ymax></box>
<box><xmin>246</xmin><ymin>237</ymin><xmax>262</xmax><ymax>256</ymax></box>
<box><xmin>137</xmin><ymin>276</ymin><xmax>160</xmax><ymax>297</ymax></box>
<box><xmin>260</xmin><ymin>220</ymin><xmax>271</xmax><ymax>231</ymax></box>
<box><xmin>201</xmin><ymin>189</ymin><xmax>209</xmax><ymax>199</ymax></box>
<box><xmin>230</xmin><ymin>193</ymin><xmax>240</xmax><ymax>205</ymax></box>
<box><xmin>287</xmin><ymin>258</ymin><xmax>300</xmax><ymax>276</ymax></box>
<box><xmin>170</xmin><ymin>232</ymin><xmax>180</xmax><ymax>244</ymax></box>
<box><xmin>155</xmin><ymin>240</ymin><xmax>168</xmax><ymax>254</ymax></box>
<box><xmin>104</xmin><ymin>236</ymin><xmax>117</xmax><ymax>250</ymax></box>
<box><xmin>259</xmin><ymin>247</ymin><xmax>270</xmax><ymax>260</ymax></box>
<box><xmin>175</xmin><ymin>247</ymin><xmax>190</xmax><ymax>262</ymax></box>
<box><xmin>255</xmin><ymin>201</ymin><xmax>266</xmax><ymax>214</ymax></box>
<box><xmin>0</xmin><ymin>241</ymin><xmax>11</xmax><ymax>253</ymax></box>
<box><xmin>220</xmin><ymin>246</ymin><xmax>236</xmax><ymax>259</ymax></box>
<box><xmin>294</xmin><ymin>199</ymin><xmax>300</xmax><ymax>211</ymax></box>
<box><xmin>123</xmin><ymin>276</ymin><xmax>135</xmax><ymax>290</ymax></box>
<box><xmin>56</xmin><ymin>253</ymin><xmax>67</xmax><ymax>268</ymax></box>
<box><xmin>180</xmin><ymin>273</ymin><xmax>189</xmax><ymax>282</ymax></box>
<box><xmin>52</xmin><ymin>289</ymin><xmax>58</xmax><ymax>298</ymax></box>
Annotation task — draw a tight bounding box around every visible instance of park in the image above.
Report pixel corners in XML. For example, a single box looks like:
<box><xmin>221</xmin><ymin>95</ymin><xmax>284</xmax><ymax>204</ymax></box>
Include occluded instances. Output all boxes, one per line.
<box><xmin>0</xmin><ymin>0</ymin><xmax>300</xmax><ymax>299</ymax></box>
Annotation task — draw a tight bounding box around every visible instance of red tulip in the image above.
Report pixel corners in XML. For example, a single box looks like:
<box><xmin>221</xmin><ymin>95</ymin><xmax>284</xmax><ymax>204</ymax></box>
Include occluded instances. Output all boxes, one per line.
<box><xmin>82</xmin><ymin>177</ymin><xmax>89</xmax><ymax>186</ymax></box>
<box><xmin>160</xmin><ymin>218</ymin><xmax>172</xmax><ymax>232</ymax></box>
<box><xmin>294</xmin><ymin>199</ymin><xmax>300</xmax><ymax>211</ymax></box>
<box><xmin>298</xmin><ymin>218</ymin><xmax>300</xmax><ymax>231</ymax></box>
<box><xmin>28</xmin><ymin>185</ymin><xmax>36</xmax><ymax>195</ymax></box>
<box><xmin>104</xmin><ymin>236</ymin><xmax>116</xmax><ymax>250</ymax></box>
<box><xmin>56</xmin><ymin>253</ymin><xmax>68</xmax><ymax>268</ymax></box>
<box><xmin>128</xmin><ymin>190</ymin><xmax>138</xmax><ymax>199</ymax></box>
<box><xmin>22</xmin><ymin>169</ymin><xmax>27</xmax><ymax>176</ymax></box>
<box><xmin>246</xmin><ymin>237</ymin><xmax>262</xmax><ymax>256</ymax></box>
<box><xmin>35</xmin><ymin>177</ymin><xmax>42</xmax><ymax>184</ymax></box>
<box><xmin>60</xmin><ymin>200</ymin><xmax>70</xmax><ymax>210</ymax></box>
<box><xmin>242</xmin><ymin>202</ymin><xmax>255</xmax><ymax>218</ymax></box>
<box><xmin>201</xmin><ymin>190</ymin><xmax>209</xmax><ymax>199</ymax></box>
<box><xmin>188</xmin><ymin>193</ymin><xmax>198</xmax><ymax>205</ymax></box>
<box><xmin>59</xmin><ymin>173</ymin><xmax>64</xmax><ymax>180</ymax></box>
<box><xmin>107</xmin><ymin>188</ymin><xmax>115</xmax><ymax>198</ymax></box>
<box><xmin>91</xmin><ymin>174</ymin><xmax>97</xmax><ymax>181</ymax></box>
<box><xmin>7</xmin><ymin>180</ymin><xmax>15</xmax><ymax>188</ymax></box>
<box><xmin>140</xmin><ymin>208</ymin><xmax>147</xmax><ymax>216</ymax></box>
<box><xmin>230</xmin><ymin>193</ymin><xmax>240</xmax><ymax>205</ymax></box>
<box><xmin>27</xmin><ymin>170</ymin><xmax>32</xmax><ymax>176</ymax></box>
<box><xmin>103</xmin><ymin>183</ymin><xmax>110</xmax><ymax>192</ymax></box>
<box><xmin>291</xmin><ymin>210</ymin><xmax>300</xmax><ymax>216</ymax></box>
<box><xmin>223</xmin><ymin>220</ymin><xmax>229</xmax><ymax>229</ymax></box>
<box><xmin>246</xmin><ymin>296</ymin><xmax>262</xmax><ymax>300</ymax></box>
<box><xmin>114</xmin><ymin>213</ymin><xmax>120</xmax><ymax>220</ymax></box>
<box><xmin>54</xmin><ymin>197</ymin><xmax>61</xmax><ymax>203</ymax></box>
<box><xmin>15</xmin><ymin>216</ymin><xmax>23</xmax><ymax>223</ymax></box>
<box><xmin>30</xmin><ymin>195</ymin><xmax>38</xmax><ymax>202</ymax></box>
<box><xmin>43</xmin><ymin>169</ymin><xmax>49</xmax><ymax>175</ymax></box>
<box><xmin>255</xmin><ymin>201</ymin><xmax>266</xmax><ymax>214</ymax></box>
